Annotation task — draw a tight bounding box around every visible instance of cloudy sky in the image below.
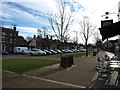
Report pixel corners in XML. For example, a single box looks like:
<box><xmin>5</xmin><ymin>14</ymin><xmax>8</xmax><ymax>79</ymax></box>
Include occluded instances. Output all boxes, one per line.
<box><xmin>1</xmin><ymin>0</ymin><xmax>120</xmax><ymax>44</ymax></box>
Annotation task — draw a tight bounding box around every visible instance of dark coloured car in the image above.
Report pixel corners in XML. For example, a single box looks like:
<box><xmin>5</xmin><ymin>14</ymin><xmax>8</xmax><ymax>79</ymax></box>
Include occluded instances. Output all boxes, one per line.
<box><xmin>43</xmin><ymin>49</ymin><xmax>52</xmax><ymax>55</ymax></box>
<box><xmin>50</xmin><ymin>49</ymin><xmax>57</xmax><ymax>54</ymax></box>
<box><xmin>55</xmin><ymin>49</ymin><xmax>63</xmax><ymax>54</ymax></box>
<box><xmin>2</xmin><ymin>50</ymin><xmax>8</xmax><ymax>55</ymax></box>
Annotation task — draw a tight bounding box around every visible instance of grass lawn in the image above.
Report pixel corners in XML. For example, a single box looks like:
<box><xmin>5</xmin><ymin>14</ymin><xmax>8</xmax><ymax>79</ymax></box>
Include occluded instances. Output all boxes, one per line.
<box><xmin>2</xmin><ymin>58</ymin><xmax>60</xmax><ymax>74</ymax></box>
<box><xmin>50</xmin><ymin>52</ymin><xmax>85</xmax><ymax>57</ymax></box>
<box><xmin>2</xmin><ymin>52</ymin><xmax>85</xmax><ymax>74</ymax></box>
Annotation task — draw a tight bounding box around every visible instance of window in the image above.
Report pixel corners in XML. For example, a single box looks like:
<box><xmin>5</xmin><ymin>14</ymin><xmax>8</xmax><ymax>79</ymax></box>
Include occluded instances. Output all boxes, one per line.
<box><xmin>10</xmin><ymin>38</ymin><xmax>12</xmax><ymax>43</ymax></box>
<box><xmin>2</xmin><ymin>36</ymin><xmax>5</xmax><ymax>42</ymax></box>
<box><xmin>10</xmin><ymin>33</ymin><xmax>13</xmax><ymax>36</ymax></box>
<box><xmin>14</xmin><ymin>34</ymin><xmax>16</xmax><ymax>37</ymax></box>
<box><xmin>2</xmin><ymin>32</ymin><xmax>6</xmax><ymax>36</ymax></box>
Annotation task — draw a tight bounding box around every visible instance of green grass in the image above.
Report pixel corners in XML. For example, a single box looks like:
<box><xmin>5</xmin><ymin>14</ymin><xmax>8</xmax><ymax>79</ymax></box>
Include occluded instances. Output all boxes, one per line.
<box><xmin>2</xmin><ymin>58</ymin><xmax>59</xmax><ymax>74</ymax></box>
<box><xmin>2</xmin><ymin>52</ymin><xmax>85</xmax><ymax>74</ymax></box>
<box><xmin>50</xmin><ymin>52</ymin><xmax>86</xmax><ymax>57</ymax></box>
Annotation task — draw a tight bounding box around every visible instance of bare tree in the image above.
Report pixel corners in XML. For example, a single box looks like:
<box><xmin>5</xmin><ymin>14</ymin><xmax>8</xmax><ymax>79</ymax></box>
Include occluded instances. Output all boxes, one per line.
<box><xmin>47</xmin><ymin>0</ymin><xmax>74</xmax><ymax>43</ymax></box>
<box><xmin>79</xmin><ymin>17</ymin><xmax>96</xmax><ymax>56</ymax></box>
<box><xmin>37</xmin><ymin>29</ymin><xmax>43</xmax><ymax>38</ymax></box>
<box><xmin>93</xmin><ymin>31</ymin><xmax>100</xmax><ymax>43</ymax></box>
<box><xmin>37</xmin><ymin>27</ymin><xmax>49</xmax><ymax>38</ymax></box>
<box><xmin>93</xmin><ymin>32</ymin><xmax>103</xmax><ymax>51</ymax></box>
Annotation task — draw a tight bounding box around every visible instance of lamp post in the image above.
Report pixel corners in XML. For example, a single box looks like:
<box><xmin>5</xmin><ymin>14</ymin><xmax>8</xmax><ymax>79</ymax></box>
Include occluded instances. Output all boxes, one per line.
<box><xmin>118</xmin><ymin>1</ymin><xmax>120</xmax><ymax>43</ymax></box>
<box><xmin>73</xmin><ymin>31</ymin><xmax>78</xmax><ymax>50</ymax></box>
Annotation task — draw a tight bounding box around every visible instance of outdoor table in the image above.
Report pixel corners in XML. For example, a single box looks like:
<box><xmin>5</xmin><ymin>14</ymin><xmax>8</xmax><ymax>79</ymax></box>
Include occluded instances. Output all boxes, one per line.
<box><xmin>110</xmin><ymin>61</ymin><xmax>120</xmax><ymax>68</ymax></box>
<box><xmin>110</xmin><ymin>61</ymin><xmax>120</xmax><ymax>65</ymax></box>
<box><xmin>110</xmin><ymin>61</ymin><xmax>120</xmax><ymax>73</ymax></box>
<box><xmin>110</xmin><ymin>61</ymin><xmax>120</xmax><ymax>63</ymax></box>
<box><xmin>110</xmin><ymin>64</ymin><xmax>120</xmax><ymax>68</ymax></box>
<box><xmin>109</xmin><ymin>60</ymin><xmax>120</xmax><ymax>85</ymax></box>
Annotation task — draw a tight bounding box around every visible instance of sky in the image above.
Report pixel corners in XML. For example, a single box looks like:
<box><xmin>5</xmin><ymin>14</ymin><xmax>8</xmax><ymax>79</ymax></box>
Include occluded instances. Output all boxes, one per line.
<box><xmin>1</xmin><ymin>0</ymin><xmax>120</xmax><ymax>44</ymax></box>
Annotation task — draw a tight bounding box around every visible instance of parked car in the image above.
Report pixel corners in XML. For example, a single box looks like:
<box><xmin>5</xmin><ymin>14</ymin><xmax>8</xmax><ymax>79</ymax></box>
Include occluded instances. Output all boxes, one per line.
<box><xmin>50</xmin><ymin>49</ymin><xmax>57</xmax><ymax>54</ymax></box>
<box><xmin>67</xmin><ymin>49</ymin><xmax>73</xmax><ymax>53</ymax></box>
<box><xmin>79</xmin><ymin>49</ymin><xmax>86</xmax><ymax>52</ymax></box>
<box><xmin>29</xmin><ymin>49</ymin><xmax>40</xmax><ymax>56</ymax></box>
<box><xmin>43</xmin><ymin>49</ymin><xmax>52</xmax><ymax>55</ymax></box>
<box><xmin>55</xmin><ymin>49</ymin><xmax>63</xmax><ymax>54</ymax></box>
<box><xmin>71</xmin><ymin>49</ymin><xmax>76</xmax><ymax>52</ymax></box>
<box><xmin>38</xmin><ymin>49</ymin><xmax>46</xmax><ymax>55</ymax></box>
<box><xmin>2</xmin><ymin>50</ymin><xmax>8</xmax><ymax>55</ymax></box>
<box><xmin>62</xmin><ymin>49</ymin><xmax>68</xmax><ymax>53</ymax></box>
<box><xmin>21</xmin><ymin>49</ymin><xmax>30</xmax><ymax>55</ymax></box>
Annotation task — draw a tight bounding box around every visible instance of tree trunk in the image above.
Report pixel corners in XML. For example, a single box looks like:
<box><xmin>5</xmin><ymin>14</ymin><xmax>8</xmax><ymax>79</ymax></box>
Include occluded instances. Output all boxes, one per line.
<box><xmin>85</xmin><ymin>41</ymin><xmax>88</xmax><ymax>56</ymax></box>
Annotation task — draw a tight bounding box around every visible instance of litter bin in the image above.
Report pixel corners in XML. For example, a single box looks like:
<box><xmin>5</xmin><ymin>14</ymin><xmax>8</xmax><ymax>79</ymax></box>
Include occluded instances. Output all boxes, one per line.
<box><xmin>60</xmin><ymin>55</ymin><xmax>74</xmax><ymax>68</ymax></box>
<box><xmin>93</xmin><ymin>51</ymin><xmax>96</xmax><ymax>56</ymax></box>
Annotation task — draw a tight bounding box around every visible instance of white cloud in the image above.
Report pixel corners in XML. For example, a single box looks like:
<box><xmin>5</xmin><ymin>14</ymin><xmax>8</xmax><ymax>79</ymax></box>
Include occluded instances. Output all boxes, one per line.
<box><xmin>16</xmin><ymin>26</ymin><xmax>38</xmax><ymax>38</ymax></box>
<box><xmin>1</xmin><ymin>2</ymin><xmax>50</xmax><ymax>28</ymax></box>
<box><xmin>17</xmin><ymin>26</ymin><xmax>37</xmax><ymax>33</ymax></box>
<box><xmin>13</xmin><ymin>0</ymin><xmax>57</xmax><ymax>14</ymax></box>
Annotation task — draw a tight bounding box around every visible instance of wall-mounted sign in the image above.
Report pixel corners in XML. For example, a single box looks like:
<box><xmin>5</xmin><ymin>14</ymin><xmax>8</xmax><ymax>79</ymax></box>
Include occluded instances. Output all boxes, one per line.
<box><xmin>101</xmin><ymin>19</ymin><xmax>113</xmax><ymax>28</ymax></box>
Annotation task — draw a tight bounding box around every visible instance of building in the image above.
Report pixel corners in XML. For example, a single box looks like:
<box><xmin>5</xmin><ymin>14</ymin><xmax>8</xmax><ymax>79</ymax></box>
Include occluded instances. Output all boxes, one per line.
<box><xmin>28</xmin><ymin>35</ymin><xmax>75</xmax><ymax>50</ymax></box>
<box><xmin>103</xmin><ymin>39</ymin><xmax>118</xmax><ymax>53</ymax></box>
<box><xmin>1</xmin><ymin>26</ymin><xmax>18</xmax><ymax>53</ymax></box>
<box><xmin>16</xmin><ymin>36</ymin><xmax>27</xmax><ymax>47</ymax></box>
<box><xmin>28</xmin><ymin>35</ymin><xmax>56</xmax><ymax>49</ymax></box>
<box><xmin>1</xmin><ymin>26</ymin><xmax>27</xmax><ymax>53</ymax></box>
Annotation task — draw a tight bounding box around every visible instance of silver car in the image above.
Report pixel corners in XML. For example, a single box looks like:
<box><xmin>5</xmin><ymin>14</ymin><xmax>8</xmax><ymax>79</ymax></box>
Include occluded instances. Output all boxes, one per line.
<box><xmin>38</xmin><ymin>49</ymin><xmax>46</xmax><ymax>55</ymax></box>
<box><xmin>30</xmin><ymin>49</ymin><xmax>40</xmax><ymax>56</ymax></box>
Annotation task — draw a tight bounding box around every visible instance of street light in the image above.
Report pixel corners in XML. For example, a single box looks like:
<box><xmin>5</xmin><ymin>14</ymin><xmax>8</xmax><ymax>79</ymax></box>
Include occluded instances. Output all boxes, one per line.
<box><xmin>73</xmin><ymin>31</ymin><xmax>78</xmax><ymax>50</ymax></box>
<box><xmin>101</xmin><ymin>12</ymin><xmax>119</xmax><ymax>19</ymax></box>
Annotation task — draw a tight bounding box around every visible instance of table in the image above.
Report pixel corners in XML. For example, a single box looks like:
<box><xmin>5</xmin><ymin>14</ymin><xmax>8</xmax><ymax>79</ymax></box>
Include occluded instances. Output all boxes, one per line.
<box><xmin>110</xmin><ymin>64</ymin><xmax>120</xmax><ymax>68</ymax></box>
<box><xmin>110</xmin><ymin>60</ymin><xmax>120</xmax><ymax>69</ymax></box>
<box><xmin>109</xmin><ymin>60</ymin><xmax>120</xmax><ymax>86</ymax></box>
<box><xmin>110</xmin><ymin>61</ymin><xmax>120</xmax><ymax>63</ymax></box>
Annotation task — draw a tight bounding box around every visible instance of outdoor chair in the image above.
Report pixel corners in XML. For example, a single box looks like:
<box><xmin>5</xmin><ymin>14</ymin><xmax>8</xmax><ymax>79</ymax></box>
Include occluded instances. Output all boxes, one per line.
<box><xmin>97</xmin><ymin>67</ymin><xmax>111</xmax><ymax>78</ymax></box>
<box><xmin>96</xmin><ymin>61</ymin><xmax>111</xmax><ymax>78</ymax></box>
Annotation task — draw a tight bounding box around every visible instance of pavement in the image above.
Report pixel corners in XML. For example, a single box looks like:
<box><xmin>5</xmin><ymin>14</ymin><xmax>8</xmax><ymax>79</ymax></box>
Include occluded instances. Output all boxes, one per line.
<box><xmin>2</xmin><ymin>51</ymin><xmax>120</xmax><ymax>89</ymax></box>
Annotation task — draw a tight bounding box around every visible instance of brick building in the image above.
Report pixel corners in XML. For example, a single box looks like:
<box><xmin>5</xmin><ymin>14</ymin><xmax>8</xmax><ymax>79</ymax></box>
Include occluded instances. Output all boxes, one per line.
<box><xmin>1</xmin><ymin>26</ymin><xmax>27</xmax><ymax>53</ymax></box>
<box><xmin>1</xmin><ymin>26</ymin><xmax>18</xmax><ymax>53</ymax></box>
<box><xmin>16</xmin><ymin>36</ymin><xmax>27</xmax><ymax>47</ymax></box>
<box><xmin>28</xmin><ymin>35</ymin><xmax>75</xmax><ymax>50</ymax></box>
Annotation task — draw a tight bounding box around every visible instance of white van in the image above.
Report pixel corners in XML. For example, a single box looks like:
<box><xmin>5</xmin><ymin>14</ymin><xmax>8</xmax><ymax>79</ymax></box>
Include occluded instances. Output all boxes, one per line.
<box><xmin>13</xmin><ymin>47</ymin><xmax>28</xmax><ymax>54</ymax></box>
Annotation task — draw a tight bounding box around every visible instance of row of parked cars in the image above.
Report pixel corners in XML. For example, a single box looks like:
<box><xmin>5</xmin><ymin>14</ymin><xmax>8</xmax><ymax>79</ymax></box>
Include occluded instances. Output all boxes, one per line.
<box><xmin>22</xmin><ymin>48</ymin><xmax>86</xmax><ymax>56</ymax></box>
<box><xmin>2</xmin><ymin>48</ymin><xmax>86</xmax><ymax>56</ymax></box>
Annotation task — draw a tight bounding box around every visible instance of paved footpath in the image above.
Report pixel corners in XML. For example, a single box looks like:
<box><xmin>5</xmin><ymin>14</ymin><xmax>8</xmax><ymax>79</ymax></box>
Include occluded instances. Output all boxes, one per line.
<box><xmin>2</xmin><ymin>51</ymin><xmax>114</xmax><ymax>89</ymax></box>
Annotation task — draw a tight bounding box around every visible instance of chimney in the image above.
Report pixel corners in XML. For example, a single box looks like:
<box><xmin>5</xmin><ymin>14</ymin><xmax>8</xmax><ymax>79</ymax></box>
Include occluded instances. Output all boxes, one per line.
<box><xmin>13</xmin><ymin>26</ymin><xmax>16</xmax><ymax>31</ymax></box>
<box><xmin>46</xmin><ymin>35</ymin><xmax>49</xmax><ymax>39</ymax></box>
<box><xmin>33</xmin><ymin>35</ymin><xmax>36</xmax><ymax>38</ymax></box>
<box><xmin>50</xmin><ymin>36</ymin><xmax>52</xmax><ymax>40</ymax></box>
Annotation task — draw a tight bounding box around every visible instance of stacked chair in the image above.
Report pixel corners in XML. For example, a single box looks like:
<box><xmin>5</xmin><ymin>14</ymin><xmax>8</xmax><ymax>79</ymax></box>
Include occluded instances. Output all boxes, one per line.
<box><xmin>96</xmin><ymin>55</ymin><xmax>111</xmax><ymax>78</ymax></box>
